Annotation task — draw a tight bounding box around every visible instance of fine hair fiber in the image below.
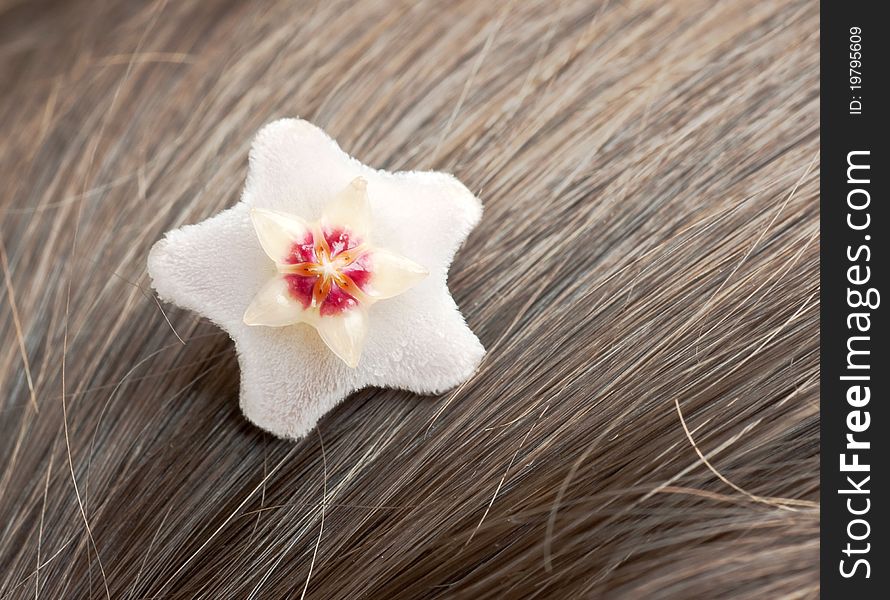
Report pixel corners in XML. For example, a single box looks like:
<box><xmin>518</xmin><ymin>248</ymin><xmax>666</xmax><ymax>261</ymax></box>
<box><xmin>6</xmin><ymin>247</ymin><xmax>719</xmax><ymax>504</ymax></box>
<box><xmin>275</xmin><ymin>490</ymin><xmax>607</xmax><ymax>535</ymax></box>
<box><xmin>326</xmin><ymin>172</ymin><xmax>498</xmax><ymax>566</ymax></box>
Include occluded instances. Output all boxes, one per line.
<box><xmin>0</xmin><ymin>1</ymin><xmax>818</xmax><ymax>598</ymax></box>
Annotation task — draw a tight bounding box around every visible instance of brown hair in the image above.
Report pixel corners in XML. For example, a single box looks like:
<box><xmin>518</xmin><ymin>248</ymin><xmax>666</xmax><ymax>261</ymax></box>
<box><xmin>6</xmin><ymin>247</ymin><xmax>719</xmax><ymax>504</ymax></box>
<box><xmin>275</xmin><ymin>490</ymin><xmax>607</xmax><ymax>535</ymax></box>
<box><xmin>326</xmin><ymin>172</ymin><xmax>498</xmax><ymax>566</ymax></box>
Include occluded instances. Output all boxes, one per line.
<box><xmin>1</xmin><ymin>0</ymin><xmax>818</xmax><ymax>597</ymax></box>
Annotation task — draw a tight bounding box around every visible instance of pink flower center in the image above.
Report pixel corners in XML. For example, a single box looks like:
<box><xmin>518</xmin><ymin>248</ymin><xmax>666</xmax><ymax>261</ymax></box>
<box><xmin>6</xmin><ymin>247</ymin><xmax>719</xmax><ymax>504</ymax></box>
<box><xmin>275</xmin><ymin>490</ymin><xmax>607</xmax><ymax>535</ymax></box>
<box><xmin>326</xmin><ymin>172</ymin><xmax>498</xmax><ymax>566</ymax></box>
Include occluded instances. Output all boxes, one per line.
<box><xmin>281</xmin><ymin>227</ymin><xmax>371</xmax><ymax>316</ymax></box>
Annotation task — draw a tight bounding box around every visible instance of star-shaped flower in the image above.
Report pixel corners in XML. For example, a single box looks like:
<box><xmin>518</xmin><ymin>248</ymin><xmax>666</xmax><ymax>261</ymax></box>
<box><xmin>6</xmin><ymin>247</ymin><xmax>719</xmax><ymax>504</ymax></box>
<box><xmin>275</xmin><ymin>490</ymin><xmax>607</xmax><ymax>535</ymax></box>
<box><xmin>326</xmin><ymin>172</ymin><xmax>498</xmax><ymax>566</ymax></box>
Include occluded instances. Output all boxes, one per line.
<box><xmin>148</xmin><ymin>119</ymin><xmax>485</xmax><ymax>439</ymax></box>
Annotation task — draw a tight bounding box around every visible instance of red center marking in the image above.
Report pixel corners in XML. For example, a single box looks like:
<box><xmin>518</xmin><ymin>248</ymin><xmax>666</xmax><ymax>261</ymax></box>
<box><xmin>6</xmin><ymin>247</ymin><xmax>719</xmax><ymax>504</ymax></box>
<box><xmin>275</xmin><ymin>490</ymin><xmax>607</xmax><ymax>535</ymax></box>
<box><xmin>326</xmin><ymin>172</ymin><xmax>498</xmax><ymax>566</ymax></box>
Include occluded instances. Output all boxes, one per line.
<box><xmin>283</xmin><ymin>228</ymin><xmax>371</xmax><ymax>316</ymax></box>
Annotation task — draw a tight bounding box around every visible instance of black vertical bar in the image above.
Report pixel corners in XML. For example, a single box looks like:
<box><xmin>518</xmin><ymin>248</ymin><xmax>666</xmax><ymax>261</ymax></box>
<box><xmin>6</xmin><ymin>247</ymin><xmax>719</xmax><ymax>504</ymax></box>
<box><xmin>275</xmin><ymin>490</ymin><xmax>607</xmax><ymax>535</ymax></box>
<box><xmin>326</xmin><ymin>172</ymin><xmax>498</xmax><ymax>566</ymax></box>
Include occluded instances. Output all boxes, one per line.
<box><xmin>821</xmin><ymin>2</ymin><xmax>888</xmax><ymax>597</ymax></box>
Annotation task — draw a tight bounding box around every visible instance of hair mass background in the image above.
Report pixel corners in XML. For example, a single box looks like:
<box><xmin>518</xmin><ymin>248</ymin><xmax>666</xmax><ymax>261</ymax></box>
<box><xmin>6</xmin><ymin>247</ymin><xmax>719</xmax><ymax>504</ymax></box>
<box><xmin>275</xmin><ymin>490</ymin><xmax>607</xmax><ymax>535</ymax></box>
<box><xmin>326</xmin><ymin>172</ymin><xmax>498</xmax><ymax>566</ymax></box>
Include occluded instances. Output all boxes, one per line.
<box><xmin>1</xmin><ymin>0</ymin><xmax>818</xmax><ymax>598</ymax></box>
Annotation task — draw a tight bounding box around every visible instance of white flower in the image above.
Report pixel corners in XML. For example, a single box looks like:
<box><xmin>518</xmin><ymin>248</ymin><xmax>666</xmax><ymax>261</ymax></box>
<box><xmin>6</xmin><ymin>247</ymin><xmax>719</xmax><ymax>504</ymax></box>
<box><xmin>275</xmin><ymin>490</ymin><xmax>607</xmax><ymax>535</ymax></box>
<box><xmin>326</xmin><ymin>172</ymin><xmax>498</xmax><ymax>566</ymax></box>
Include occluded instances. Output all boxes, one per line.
<box><xmin>148</xmin><ymin>119</ymin><xmax>485</xmax><ymax>439</ymax></box>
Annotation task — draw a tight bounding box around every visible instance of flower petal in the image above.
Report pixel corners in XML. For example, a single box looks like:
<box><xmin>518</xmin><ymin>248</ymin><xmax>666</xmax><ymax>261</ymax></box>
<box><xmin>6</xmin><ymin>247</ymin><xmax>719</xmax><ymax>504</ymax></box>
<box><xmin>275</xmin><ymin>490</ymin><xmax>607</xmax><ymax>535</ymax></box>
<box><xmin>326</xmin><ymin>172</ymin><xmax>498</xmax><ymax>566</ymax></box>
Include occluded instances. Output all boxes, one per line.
<box><xmin>315</xmin><ymin>308</ymin><xmax>368</xmax><ymax>368</ymax></box>
<box><xmin>321</xmin><ymin>177</ymin><xmax>372</xmax><ymax>239</ymax></box>
<box><xmin>149</xmin><ymin>203</ymin><xmax>268</xmax><ymax>327</ymax></box>
<box><xmin>243</xmin><ymin>276</ymin><xmax>306</xmax><ymax>327</ymax></box>
<box><xmin>362</xmin><ymin>281</ymin><xmax>486</xmax><ymax>394</ymax></box>
<box><xmin>237</xmin><ymin>325</ymin><xmax>352</xmax><ymax>440</ymax></box>
<box><xmin>365</xmin><ymin>248</ymin><xmax>428</xmax><ymax>300</ymax></box>
<box><xmin>243</xmin><ymin>119</ymin><xmax>365</xmax><ymax>219</ymax></box>
<box><xmin>250</xmin><ymin>208</ymin><xmax>313</xmax><ymax>264</ymax></box>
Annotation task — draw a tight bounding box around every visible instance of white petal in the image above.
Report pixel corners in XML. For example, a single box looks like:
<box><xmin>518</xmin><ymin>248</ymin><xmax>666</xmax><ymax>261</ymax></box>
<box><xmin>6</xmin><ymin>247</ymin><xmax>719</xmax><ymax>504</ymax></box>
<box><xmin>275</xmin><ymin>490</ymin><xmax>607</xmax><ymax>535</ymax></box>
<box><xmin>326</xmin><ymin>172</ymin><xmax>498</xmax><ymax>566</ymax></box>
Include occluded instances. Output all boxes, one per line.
<box><xmin>250</xmin><ymin>208</ymin><xmax>312</xmax><ymax>264</ymax></box>
<box><xmin>362</xmin><ymin>279</ymin><xmax>485</xmax><ymax>394</ymax></box>
<box><xmin>236</xmin><ymin>325</ymin><xmax>354</xmax><ymax>440</ymax></box>
<box><xmin>366</xmin><ymin>248</ymin><xmax>428</xmax><ymax>300</ymax></box>
<box><xmin>315</xmin><ymin>309</ymin><xmax>368</xmax><ymax>368</ymax></box>
<box><xmin>353</xmin><ymin>171</ymin><xmax>483</xmax><ymax>277</ymax></box>
<box><xmin>148</xmin><ymin>203</ymin><xmax>270</xmax><ymax>327</ymax></box>
<box><xmin>243</xmin><ymin>276</ymin><xmax>306</xmax><ymax>327</ymax></box>
<box><xmin>322</xmin><ymin>177</ymin><xmax>372</xmax><ymax>238</ymax></box>
<box><xmin>243</xmin><ymin>119</ymin><xmax>366</xmax><ymax>219</ymax></box>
